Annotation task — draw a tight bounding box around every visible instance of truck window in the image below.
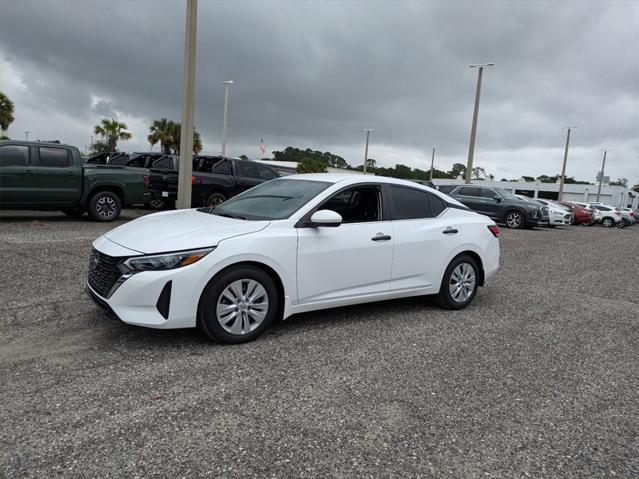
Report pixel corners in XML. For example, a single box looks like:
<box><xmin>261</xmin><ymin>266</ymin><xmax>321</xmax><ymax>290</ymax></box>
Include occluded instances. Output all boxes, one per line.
<box><xmin>213</xmin><ymin>160</ymin><xmax>231</xmax><ymax>175</ymax></box>
<box><xmin>0</xmin><ymin>145</ymin><xmax>29</xmax><ymax>167</ymax></box>
<box><xmin>39</xmin><ymin>147</ymin><xmax>71</xmax><ymax>168</ymax></box>
<box><xmin>237</xmin><ymin>161</ymin><xmax>277</xmax><ymax>180</ymax></box>
<box><xmin>152</xmin><ymin>157</ymin><xmax>171</xmax><ymax>169</ymax></box>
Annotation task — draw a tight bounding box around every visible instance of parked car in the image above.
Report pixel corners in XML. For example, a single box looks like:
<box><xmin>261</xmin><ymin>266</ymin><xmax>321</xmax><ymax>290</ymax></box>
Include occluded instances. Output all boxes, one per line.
<box><xmin>618</xmin><ymin>207</ymin><xmax>636</xmax><ymax>226</ymax></box>
<box><xmin>0</xmin><ymin>141</ymin><xmax>150</xmax><ymax>221</ymax></box>
<box><xmin>148</xmin><ymin>156</ymin><xmax>280</xmax><ymax>208</ymax></box>
<box><xmin>533</xmin><ymin>199</ymin><xmax>572</xmax><ymax>227</ymax></box>
<box><xmin>559</xmin><ymin>201</ymin><xmax>595</xmax><ymax>225</ymax></box>
<box><xmin>85</xmin><ymin>151</ymin><xmax>130</xmax><ymax>165</ymax></box>
<box><xmin>588</xmin><ymin>203</ymin><xmax>623</xmax><ymax>228</ymax></box>
<box><xmin>514</xmin><ymin>194</ymin><xmax>550</xmax><ymax>226</ymax></box>
<box><xmin>86</xmin><ymin>174</ymin><xmax>500</xmax><ymax>344</ymax></box>
<box><xmin>440</xmin><ymin>185</ymin><xmax>543</xmax><ymax>228</ymax></box>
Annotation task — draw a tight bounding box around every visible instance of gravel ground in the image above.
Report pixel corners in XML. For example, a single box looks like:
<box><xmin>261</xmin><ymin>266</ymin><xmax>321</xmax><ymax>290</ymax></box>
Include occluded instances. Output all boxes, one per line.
<box><xmin>0</xmin><ymin>210</ymin><xmax>637</xmax><ymax>478</ymax></box>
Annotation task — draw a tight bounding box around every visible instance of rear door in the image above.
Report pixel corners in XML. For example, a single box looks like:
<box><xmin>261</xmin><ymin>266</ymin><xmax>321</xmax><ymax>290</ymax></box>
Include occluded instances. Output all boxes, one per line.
<box><xmin>453</xmin><ymin>186</ymin><xmax>482</xmax><ymax>211</ymax></box>
<box><xmin>0</xmin><ymin>144</ymin><xmax>36</xmax><ymax>205</ymax></box>
<box><xmin>33</xmin><ymin>146</ymin><xmax>82</xmax><ymax>204</ymax></box>
<box><xmin>386</xmin><ymin>185</ymin><xmax>458</xmax><ymax>291</ymax></box>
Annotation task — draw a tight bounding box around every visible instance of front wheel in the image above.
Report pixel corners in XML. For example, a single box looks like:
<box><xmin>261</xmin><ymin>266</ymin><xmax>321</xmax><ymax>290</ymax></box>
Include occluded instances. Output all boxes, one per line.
<box><xmin>435</xmin><ymin>254</ymin><xmax>479</xmax><ymax>310</ymax></box>
<box><xmin>504</xmin><ymin>210</ymin><xmax>525</xmax><ymax>229</ymax></box>
<box><xmin>88</xmin><ymin>191</ymin><xmax>122</xmax><ymax>221</ymax></box>
<box><xmin>601</xmin><ymin>217</ymin><xmax>615</xmax><ymax>228</ymax></box>
<box><xmin>206</xmin><ymin>192</ymin><xmax>227</xmax><ymax>208</ymax></box>
<box><xmin>198</xmin><ymin>266</ymin><xmax>279</xmax><ymax>344</ymax></box>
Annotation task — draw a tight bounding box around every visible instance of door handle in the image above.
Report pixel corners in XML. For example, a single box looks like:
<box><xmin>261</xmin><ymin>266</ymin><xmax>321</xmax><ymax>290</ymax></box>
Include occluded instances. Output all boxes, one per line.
<box><xmin>371</xmin><ymin>234</ymin><xmax>392</xmax><ymax>241</ymax></box>
<box><xmin>442</xmin><ymin>228</ymin><xmax>459</xmax><ymax>235</ymax></box>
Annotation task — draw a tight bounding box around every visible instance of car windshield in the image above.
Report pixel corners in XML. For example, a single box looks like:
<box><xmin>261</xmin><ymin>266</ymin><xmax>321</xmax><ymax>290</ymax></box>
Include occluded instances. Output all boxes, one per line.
<box><xmin>494</xmin><ymin>188</ymin><xmax>518</xmax><ymax>200</ymax></box>
<box><xmin>198</xmin><ymin>178</ymin><xmax>332</xmax><ymax>220</ymax></box>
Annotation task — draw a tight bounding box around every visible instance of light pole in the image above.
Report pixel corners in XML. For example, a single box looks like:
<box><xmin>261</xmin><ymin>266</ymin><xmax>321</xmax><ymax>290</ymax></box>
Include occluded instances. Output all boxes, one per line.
<box><xmin>221</xmin><ymin>80</ymin><xmax>234</xmax><ymax>158</ymax></box>
<box><xmin>465</xmin><ymin>63</ymin><xmax>494</xmax><ymax>184</ymax></box>
<box><xmin>596</xmin><ymin>149</ymin><xmax>610</xmax><ymax>202</ymax></box>
<box><xmin>363</xmin><ymin>129</ymin><xmax>373</xmax><ymax>173</ymax></box>
<box><xmin>558</xmin><ymin>126</ymin><xmax>576</xmax><ymax>201</ymax></box>
<box><xmin>429</xmin><ymin>147</ymin><xmax>437</xmax><ymax>180</ymax></box>
<box><xmin>176</xmin><ymin>0</ymin><xmax>198</xmax><ymax>210</ymax></box>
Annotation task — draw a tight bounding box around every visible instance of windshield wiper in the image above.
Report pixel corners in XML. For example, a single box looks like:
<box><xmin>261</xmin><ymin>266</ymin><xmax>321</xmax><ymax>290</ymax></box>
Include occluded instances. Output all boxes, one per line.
<box><xmin>212</xmin><ymin>210</ymin><xmax>246</xmax><ymax>220</ymax></box>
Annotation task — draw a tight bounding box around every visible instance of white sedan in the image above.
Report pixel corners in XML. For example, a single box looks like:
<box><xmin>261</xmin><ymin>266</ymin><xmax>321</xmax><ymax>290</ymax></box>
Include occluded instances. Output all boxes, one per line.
<box><xmin>86</xmin><ymin>174</ymin><xmax>500</xmax><ymax>344</ymax></box>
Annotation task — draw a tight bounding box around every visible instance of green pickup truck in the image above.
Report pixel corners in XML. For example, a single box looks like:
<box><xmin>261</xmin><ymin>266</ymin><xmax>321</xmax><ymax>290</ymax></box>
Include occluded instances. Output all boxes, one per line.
<box><xmin>0</xmin><ymin>140</ymin><xmax>150</xmax><ymax>221</ymax></box>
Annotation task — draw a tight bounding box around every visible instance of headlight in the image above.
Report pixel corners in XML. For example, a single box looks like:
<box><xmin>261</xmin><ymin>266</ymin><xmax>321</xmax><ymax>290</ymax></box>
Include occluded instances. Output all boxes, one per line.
<box><xmin>123</xmin><ymin>247</ymin><xmax>214</xmax><ymax>272</ymax></box>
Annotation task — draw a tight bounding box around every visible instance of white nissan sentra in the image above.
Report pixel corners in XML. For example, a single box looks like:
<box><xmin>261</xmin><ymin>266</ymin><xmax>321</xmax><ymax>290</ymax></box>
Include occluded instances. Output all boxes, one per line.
<box><xmin>86</xmin><ymin>174</ymin><xmax>500</xmax><ymax>344</ymax></box>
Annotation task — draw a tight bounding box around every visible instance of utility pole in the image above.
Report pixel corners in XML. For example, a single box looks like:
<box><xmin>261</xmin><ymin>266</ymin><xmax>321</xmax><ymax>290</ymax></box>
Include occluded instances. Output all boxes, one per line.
<box><xmin>25</xmin><ymin>131</ymin><xmax>29</xmax><ymax>141</ymax></box>
<box><xmin>429</xmin><ymin>147</ymin><xmax>436</xmax><ymax>180</ymax></box>
<box><xmin>363</xmin><ymin>129</ymin><xmax>372</xmax><ymax>173</ymax></box>
<box><xmin>558</xmin><ymin>126</ymin><xmax>576</xmax><ymax>201</ymax></box>
<box><xmin>465</xmin><ymin>63</ymin><xmax>494</xmax><ymax>184</ymax></box>
<box><xmin>176</xmin><ymin>0</ymin><xmax>198</xmax><ymax>210</ymax></box>
<box><xmin>221</xmin><ymin>80</ymin><xmax>233</xmax><ymax>158</ymax></box>
<box><xmin>596</xmin><ymin>149</ymin><xmax>610</xmax><ymax>202</ymax></box>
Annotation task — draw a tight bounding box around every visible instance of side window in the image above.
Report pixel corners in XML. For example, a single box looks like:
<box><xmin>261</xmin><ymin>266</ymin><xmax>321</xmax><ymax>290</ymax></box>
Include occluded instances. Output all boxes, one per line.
<box><xmin>127</xmin><ymin>156</ymin><xmax>148</xmax><ymax>168</ymax></box>
<box><xmin>320</xmin><ymin>186</ymin><xmax>381</xmax><ymax>223</ymax></box>
<box><xmin>109</xmin><ymin>155</ymin><xmax>128</xmax><ymax>166</ymax></box>
<box><xmin>437</xmin><ymin>185</ymin><xmax>456</xmax><ymax>194</ymax></box>
<box><xmin>0</xmin><ymin>145</ymin><xmax>29</xmax><ymax>167</ymax></box>
<box><xmin>39</xmin><ymin>147</ymin><xmax>71</xmax><ymax>168</ymax></box>
<box><xmin>389</xmin><ymin>186</ymin><xmax>432</xmax><ymax>220</ymax></box>
<box><xmin>478</xmin><ymin>188</ymin><xmax>496</xmax><ymax>198</ymax></box>
<box><xmin>428</xmin><ymin>193</ymin><xmax>446</xmax><ymax>216</ymax></box>
<box><xmin>255</xmin><ymin>164</ymin><xmax>277</xmax><ymax>180</ymax></box>
<box><xmin>213</xmin><ymin>160</ymin><xmax>231</xmax><ymax>175</ymax></box>
<box><xmin>152</xmin><ymin>157</ymin><xmax>171</xmax><ymax>169</ymax></box>
<box><xmin>458</xmin><ymin>186</ymin><xmax>480</xmax><ymax>197</ymax></box>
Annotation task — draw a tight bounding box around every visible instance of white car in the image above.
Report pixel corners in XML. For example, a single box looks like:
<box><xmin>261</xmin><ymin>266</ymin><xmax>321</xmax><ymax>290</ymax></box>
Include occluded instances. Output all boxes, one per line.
<box><xmin>588</xmin><ymin>203</ymin><xmax>623</xmax><ymax>227</ymax></box>
<box><xmin>534</xmin><ymin>199</ymin><xmax>573</xmax><ymax>227</ymax></box>
<box><xmin>86</xmin><ymin>174</ymin><xmax>500</xmax><ymax>344</ymax></box>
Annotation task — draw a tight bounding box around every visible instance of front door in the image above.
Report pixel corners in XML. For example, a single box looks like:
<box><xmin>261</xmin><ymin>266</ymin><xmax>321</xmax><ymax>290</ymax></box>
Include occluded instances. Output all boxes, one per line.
<box><xmin>296</xmin><ymin>185</ymin><xmax>393</xmax><ymax>304</ymax></box>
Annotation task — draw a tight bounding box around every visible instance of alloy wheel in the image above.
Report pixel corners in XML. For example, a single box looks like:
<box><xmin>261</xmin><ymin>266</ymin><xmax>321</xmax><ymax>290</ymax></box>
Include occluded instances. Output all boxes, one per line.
<box><xmin>505</xmin><ymin>212</ymin><xmax>523</xmax><ymax>228</ymax></box>
<box><xmin>96</xmin><ymin>196</ymin><xmax>117</xmax><ymax>219</ymax></box>
<box><xmin>449</xmin><ymin>263</ymin><xmax>476</xmax><ymax>303</ymax></box>
<box><xmin>216</xmin><ymin>279</ymin><xmax>269</xmax><ymax>335</ymax></box>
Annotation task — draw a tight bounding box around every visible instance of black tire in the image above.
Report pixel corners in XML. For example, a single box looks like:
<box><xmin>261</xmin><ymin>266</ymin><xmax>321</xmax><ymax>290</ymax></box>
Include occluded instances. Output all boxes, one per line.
<box><xmin>148</xmin><ymin>198</ymin><xmax>167</xmax><ymax>210</ymax></box>
<box><xmin>198</xmin><ymin>265</ymin><xmax>279</xmax><ymax>344</ymax></box>
<box><xmin>88</xmin><ymin>191</ymin><xmax>122</xmax><ymax>221</ymax></box>
<box><xmin>601</xmin><ymin>217</ymin><xmax>614</xmax><ymax>228</ymax></box>
<box><xmin>61</xmin><ymin>207</ymin><xmax>85</xmax><ymax>217</ymax></box>
<box><xmin>206</xmin><ymin>192</ymin><xmax>227</xmax><ymax>208</ymax></box>
<box><xmin>435</xmin><ymin>254</ymin><xmax>480</xmax><ymax>310</ymax></box>
<box><xmin>618</xmin><ymin>219</ymin><xmax>627</xmax><ymax>229</ymax></box>
<box><xmin>504</xmin><ymin>210</ymin><xmax>525</xmax><ymax>229</ymax></box>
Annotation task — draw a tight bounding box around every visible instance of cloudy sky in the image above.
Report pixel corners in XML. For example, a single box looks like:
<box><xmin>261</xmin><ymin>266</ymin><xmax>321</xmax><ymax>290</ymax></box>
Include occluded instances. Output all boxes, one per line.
<box><xmin>1</xmin><ymin>0</ymin><xmax>638</xmax><ymax>183</ymax></box>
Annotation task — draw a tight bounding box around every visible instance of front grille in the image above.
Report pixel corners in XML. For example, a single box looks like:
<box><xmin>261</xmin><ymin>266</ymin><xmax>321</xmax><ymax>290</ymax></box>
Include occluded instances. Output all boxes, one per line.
<box><xmin>87</xmin><ymin>248</ymin><xmax>126</xmax><ymax>298</ymax></box>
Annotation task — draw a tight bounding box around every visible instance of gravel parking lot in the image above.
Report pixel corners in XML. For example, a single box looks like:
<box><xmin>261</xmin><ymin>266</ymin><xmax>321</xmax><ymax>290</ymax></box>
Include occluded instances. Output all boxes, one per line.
<box><xmin>1</xmin><ymin>210</ymin><xmax>637</xmax><ymax>478</ymax></box>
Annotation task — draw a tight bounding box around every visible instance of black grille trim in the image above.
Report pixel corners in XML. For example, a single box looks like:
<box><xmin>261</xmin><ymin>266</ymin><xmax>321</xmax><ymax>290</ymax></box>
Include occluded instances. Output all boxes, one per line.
<box><xmin>87</xmin><ymin>248</ymin><xmax>128</xmax><ymax>298</ymax></box>
<box><xmin>156</xmin><ymin>281</ymin><xmax>172</xmax><ymax>320</ymax></box>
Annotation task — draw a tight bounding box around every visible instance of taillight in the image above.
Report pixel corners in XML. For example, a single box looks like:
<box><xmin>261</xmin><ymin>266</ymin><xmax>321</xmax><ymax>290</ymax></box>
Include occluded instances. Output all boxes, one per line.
<box><xmin>487</xmin><ymin>224</ymin><xmax>500</xmax><ymax>238</ymax></box>
<box><xmin>143</xmin><ymin>175</ymin><xmax>149</xmax><ymax>189</ymax></box>
<box><xmin>191</xmin><ymin>175</ymin><xmax>197</xmax><ymax>185</ymax></box>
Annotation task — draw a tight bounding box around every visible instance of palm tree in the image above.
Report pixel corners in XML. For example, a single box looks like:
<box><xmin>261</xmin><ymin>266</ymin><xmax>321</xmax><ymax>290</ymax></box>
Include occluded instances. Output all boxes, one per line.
<box><xmin>0</xmin><ymin>92</ymin><xmax>15</xmax><ymax>139</ymax></box>
<box><xmin>94</xmin><ymin>118</ymin><xmax>132</xmax><ymax>151</ymax></box>
<box><xmin>148</xmin><ymin>118</ymin><xmax>202</xmax><ymax>154</ymax></box>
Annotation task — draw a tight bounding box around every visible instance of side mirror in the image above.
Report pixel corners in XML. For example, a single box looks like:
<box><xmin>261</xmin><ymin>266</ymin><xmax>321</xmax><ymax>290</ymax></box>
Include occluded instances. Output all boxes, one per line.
<box><xmin>493</xmin><ymin>195</ymin><xmax>502</xmax><ymax>202</ymax></box>
<box><xmin>309</xmin><ymin>209</ymin><xmax>342</xmax><ymax>227</ymax></box>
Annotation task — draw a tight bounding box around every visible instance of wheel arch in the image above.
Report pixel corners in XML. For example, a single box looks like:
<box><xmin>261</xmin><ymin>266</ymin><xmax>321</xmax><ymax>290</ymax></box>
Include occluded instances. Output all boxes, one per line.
<box><xmin>452</xmin><ymin>250</ymin><xmax>485</xmax><ymax>286</ymax></box>
<box><xmin>87</xmin><ymin>185</ymin><xmax>125</xmax><ymax>205</ymax></box>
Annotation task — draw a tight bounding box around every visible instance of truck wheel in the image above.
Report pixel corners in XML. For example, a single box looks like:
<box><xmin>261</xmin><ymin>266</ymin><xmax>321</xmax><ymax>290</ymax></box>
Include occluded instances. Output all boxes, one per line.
<box><xmin>206</xmin><ymin>192</ymin><xmax>226</xmax><ymax>208</ymax></box>
<box><xmin>61</xmin><ymin>207</ymin><xmax>85</xmax><ymax>218</ymax></box>
<box><xmin>88</xmin><ymin>191</ymin><xmax>122</xmax><ymax>221</ymax></box>
<box><xmin>148</xmin><ymin>198</ymin><xmax>167</xmax><ymax>210</ymax></box>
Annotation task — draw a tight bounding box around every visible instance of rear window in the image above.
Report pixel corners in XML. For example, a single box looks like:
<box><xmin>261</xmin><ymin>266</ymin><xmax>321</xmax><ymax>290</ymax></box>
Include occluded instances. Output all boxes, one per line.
<box><xmin>0</xmin><ymin>145</ymin><xmax>29</xmax><ymax>167</ymax></box>
<box><xmin>39</xmin><ymin>147</ymin><xmax>71</xmax><ymax>168</ymax></box>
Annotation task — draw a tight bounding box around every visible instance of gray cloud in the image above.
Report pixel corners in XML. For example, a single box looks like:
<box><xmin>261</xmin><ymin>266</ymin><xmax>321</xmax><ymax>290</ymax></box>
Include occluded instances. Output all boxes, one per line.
<box><xmin>0</xmin><ymin>0</ymin><xmax>637</xmax><ymax>182</ymax></box>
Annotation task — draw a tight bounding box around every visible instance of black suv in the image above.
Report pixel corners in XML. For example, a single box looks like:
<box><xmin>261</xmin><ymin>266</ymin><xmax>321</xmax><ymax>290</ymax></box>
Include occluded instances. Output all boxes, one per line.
<box><xmin>438</xmin><ymin>185</ymin><xmax>543</xmax><ymax>229</ymax></box>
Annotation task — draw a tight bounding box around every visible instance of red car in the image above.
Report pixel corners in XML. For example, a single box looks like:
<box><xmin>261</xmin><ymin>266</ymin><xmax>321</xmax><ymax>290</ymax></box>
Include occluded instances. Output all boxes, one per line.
<box><xmin>560</xmin><ymin>201</ymin><xmax>595</xmax><ymax>225</ymax></box>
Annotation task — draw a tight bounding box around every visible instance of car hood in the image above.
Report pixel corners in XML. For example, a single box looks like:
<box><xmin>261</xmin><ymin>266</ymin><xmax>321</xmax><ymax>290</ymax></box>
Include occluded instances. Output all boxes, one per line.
<box><xmin>103</xmin><ymin>209</ymin><xmax>270</xmax><ymax>254</ymax></box>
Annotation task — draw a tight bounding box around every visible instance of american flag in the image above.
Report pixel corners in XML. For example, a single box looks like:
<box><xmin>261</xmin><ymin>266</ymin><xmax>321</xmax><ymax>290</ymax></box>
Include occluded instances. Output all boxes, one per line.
<box><xmin>259</xmin><ymin>138</ymin><xmax>266</xmax><ymax>156</ymax></box>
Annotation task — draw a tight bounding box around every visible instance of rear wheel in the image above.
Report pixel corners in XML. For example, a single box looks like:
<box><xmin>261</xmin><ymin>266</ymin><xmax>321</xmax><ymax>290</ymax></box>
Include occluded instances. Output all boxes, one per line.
<box><xmin>198</xmin><ymin>266</ymin><xmax>279</xmax><ymax>344</ymax></box>
<box><xmin>88</xmin><ymin>191</ymin><xmax>122</xmax><ymax>221</ymax></box>
<box><xmin>206</xmin><ymin>192</ymin><xmax>226</xmax><ymax>208</ymax></box>
<box><xmin>435</xmin><ymin>254</ymin><xmax>479</xmax><ymax>310</ymax></box>
<box><xmin>504</xmin><ymin>210</ymin><xmax>525</xmax><ymax>229</ymax></box>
